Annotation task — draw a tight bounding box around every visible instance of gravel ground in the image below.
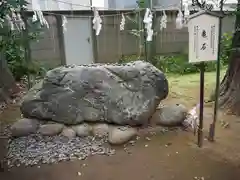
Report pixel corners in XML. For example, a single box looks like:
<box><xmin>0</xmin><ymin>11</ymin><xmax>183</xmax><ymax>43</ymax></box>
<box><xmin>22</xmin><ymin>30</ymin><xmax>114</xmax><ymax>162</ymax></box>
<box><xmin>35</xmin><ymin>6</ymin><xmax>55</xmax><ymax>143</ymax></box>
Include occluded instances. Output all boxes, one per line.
<box><xmin>6</xmin><ymin>133</ymin><xmax>115</xmax><ymax>168</ymax></box>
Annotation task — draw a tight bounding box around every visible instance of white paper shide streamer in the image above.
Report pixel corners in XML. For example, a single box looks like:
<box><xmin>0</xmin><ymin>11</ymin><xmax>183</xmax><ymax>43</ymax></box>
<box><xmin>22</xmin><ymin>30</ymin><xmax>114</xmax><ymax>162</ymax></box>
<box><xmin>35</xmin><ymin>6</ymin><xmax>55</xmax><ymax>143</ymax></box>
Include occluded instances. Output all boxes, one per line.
<box><xmin>160</xmin><ymin>10</ymin><xmax>167</xmax><ymax>30</ymax></box>
<box><xmin>183</xmin><ymin>2</ymin><xmax>190</xmax><ymax>27</ymax></box>
<box><xmin>32</xmin><ymin>11</ymin><xmax>38</xmax><ymax>22</ymax></box>
<box><xmin>184</xmin><ymin>3</ymin><xmax>190</xmax><ymax>17</ymax></box>
<box><xmin>176</xmin><ymin>9</ymin><xmax>184</xmax><ymax>29</ymax></box>
<box><xmin>120</xmin><ymin>13</ymin><xmax>125</xmax><ymax>31</ymax></box>
<box><xmin>5</xmin><ymin>14</ymin><xmax>14</xmax><ymax>30</ymax></box>
<box><xmin>17</xmin><ymin>13</ymin><xmax>26</xmax><ymax>30</ymax></box>
<box><xmin>92</xmin><ymin>8</ymin><xmax>102</xmax><ymax>36</ymax></box>
<box><xmin>183</xmin><ymin>104</ymin><xmax>200</xmax><ymax>132</ymax></box>
<box><xmin>37</xmin><ymin>11</ymin><xmax>49</xmax><ymax>28</ymax></box>
<box><xmin>143</xmin><ymin>8</ymin><xmax>153</xmax><ymax>42</ymax></box>
<box><xmin>4</xmin><ymin>9</ymin><xmax>25</xmax><ymax>31</ymax></box>
<box><xmin>62</xmin><ymin>15</ymin><xmax>68</xmax><ymax>32</ymax></box>
<box><xmin>32</xmin><ymin>0</ymin><xmax>49</xmax><ymax>28</ymax></box>
<box><xmin>11</xmin><ymin>11</ymin><xmax>17</xmax><ymax>30</ymax></box>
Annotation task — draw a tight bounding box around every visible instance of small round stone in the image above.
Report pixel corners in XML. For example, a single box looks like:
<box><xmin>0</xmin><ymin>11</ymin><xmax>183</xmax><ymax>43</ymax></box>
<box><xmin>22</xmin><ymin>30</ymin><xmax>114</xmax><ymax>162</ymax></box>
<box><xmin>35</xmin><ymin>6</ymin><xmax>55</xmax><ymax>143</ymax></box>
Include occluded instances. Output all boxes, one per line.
<box><xmin>108</xmin><ymin>126</ymin><xmax>137</xmax><ymax>145</ymax></box>
<box><xmin>38</xmin><ymin>123</ymin><xmax>64</xmax><ymax>136</ymax></box>
<box><xmin>10</xmin><ymin>118</ymin><xmax>40</xmax><ymax>137</ymax></box>
<box><xmin>61</xmin><ymin>127</ymin><xmax>76</xmax><ymax>139</ymax></box>
<box><xmin>92</xmin><ymin>123</ymin><xmax>109</xmax><ymax>138</ymax></box>
<box><xmin>72</xmin><ymin>123</ymin><xmax>91</xmax><ymax>137</ymax></box>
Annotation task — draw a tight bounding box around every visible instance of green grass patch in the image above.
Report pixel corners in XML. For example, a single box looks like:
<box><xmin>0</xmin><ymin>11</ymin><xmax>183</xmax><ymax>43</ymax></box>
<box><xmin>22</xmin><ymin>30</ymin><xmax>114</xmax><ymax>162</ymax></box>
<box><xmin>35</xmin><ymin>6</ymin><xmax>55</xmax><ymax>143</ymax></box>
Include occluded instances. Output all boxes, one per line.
<box><xmin>167</xmin><ymin>68</ymin><xmax>227</xmax><ymax>104</ymax></box>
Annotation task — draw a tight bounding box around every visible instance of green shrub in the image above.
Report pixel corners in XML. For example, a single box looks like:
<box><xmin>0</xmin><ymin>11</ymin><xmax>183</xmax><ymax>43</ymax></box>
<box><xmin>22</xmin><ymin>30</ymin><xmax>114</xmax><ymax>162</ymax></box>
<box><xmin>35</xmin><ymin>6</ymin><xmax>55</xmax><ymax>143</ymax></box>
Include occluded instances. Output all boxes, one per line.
<box><xmin>119</xmin><ymin>54</ymin><xmax>222</xmax><ymax>74</ymax></box>
<box><xmin>220</xmin><ymin>32</ymin><xmax>232</xmax><ymax>65</ymax></box>
<box><xmin>0</xmin><ymin>19</ymin><xmax>45</xmax><ymax>81</ymax></box>
<box><xmin>1</xmin><ymin>34</ymin><xmax>43</xmax><ymax>80</ymax></box>
<box><xmin>154</xmin><ymin>55</ymin><xmax>222</xmax><ymax>74</ymax></box>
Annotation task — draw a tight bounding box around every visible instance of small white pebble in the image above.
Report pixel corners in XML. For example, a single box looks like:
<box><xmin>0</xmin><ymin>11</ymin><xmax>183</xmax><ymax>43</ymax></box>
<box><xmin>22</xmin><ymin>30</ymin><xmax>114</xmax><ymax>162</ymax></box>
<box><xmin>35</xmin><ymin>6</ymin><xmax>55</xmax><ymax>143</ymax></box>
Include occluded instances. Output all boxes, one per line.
<box><xmin>78</xmin><ymin>172</ymin><xmax>82</xmax><ymax>176</ymax></box>
<box><xmin>145</xmin><ymin>144</ymin><xmax>148</xmax><ymax>147</ymax></box>
<box><xmin>129</xmin><ymin>140</ymin><xmax>135</xmax><ymax>144</ymax></box>
<box><xmin>150</xmin><ymin>132</ymin><xmax>156</xmax><ymax>135</ymax></box>
<box><xmin>176</xmin><ymin>152</ymin><xmax>178</xmax><ymax>154</ymax></box>
<box><xmin>145</xmin><ymin>137</ymin><xmax>151</xmax><ymax>141</ymax></box>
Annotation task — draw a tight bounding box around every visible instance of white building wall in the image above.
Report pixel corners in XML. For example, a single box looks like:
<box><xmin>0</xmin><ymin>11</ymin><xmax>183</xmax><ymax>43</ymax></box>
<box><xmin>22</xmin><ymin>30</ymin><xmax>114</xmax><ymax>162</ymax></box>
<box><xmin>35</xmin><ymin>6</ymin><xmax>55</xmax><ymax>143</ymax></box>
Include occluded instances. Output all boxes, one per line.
<box><xmin>27</xmin><ymin>0</ymin><xmax>108</xmax><ymax>11</ymax></box>
<box><xmin>154</xmin><ymin>0</ymin><xmax>181</xmax><ymax>10</ymax></box>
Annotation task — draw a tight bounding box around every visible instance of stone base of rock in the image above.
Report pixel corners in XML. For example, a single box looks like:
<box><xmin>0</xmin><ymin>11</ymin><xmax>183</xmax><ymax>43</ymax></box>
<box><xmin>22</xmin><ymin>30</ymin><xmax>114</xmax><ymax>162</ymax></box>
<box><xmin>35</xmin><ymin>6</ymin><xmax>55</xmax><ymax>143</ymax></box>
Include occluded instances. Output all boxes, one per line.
<box><xmin>61</xmin><ymin>127</ymin><xmax>76</xmax><ymax>139</ymax></box>
<box><xmin>108</xmin><ymin>126</ymin><xmax>137</xmax><ymax>145</ymax></box>
<box><xmin>10</xmin><ymin>118</ymin><xmax>138</xmax><ymax>145</ymax></box>
<box><xmin>152</xmin><ymin>104</ymin><xmax>188</xmax><ymax>127</ymax></box>
<box><xmin>38</xmin><ymin>123</ymin><xmax>64</xmax><ymax>136</ymax></box>
<box><xmin>10</xmin><ymin>118</ymin><xmax>40</xmax><ymax>137</ymax></box>
<box><xmin>71</xmin><ymin>123</ymin><xmax>92</xmax><ymax>137</ymax></box>
<box><xmin>10</xmin><ymin>103</ymin><xmax>187</xmax><ymax>144</ymax></box>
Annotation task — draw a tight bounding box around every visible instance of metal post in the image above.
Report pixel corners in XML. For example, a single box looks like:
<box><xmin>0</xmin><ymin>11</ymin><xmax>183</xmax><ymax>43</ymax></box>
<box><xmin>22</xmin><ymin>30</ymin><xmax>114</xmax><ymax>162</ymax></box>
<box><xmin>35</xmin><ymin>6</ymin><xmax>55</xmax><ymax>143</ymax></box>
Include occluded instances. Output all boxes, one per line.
<box><xmin>198</xmin><ymin>62</ymin><xmax>205</xmax><ymax>147</ymax></box>
<box><xmin>208</xmin><ymin>0</ymin><xmax>224</xmax><ymax>142</ymax></box>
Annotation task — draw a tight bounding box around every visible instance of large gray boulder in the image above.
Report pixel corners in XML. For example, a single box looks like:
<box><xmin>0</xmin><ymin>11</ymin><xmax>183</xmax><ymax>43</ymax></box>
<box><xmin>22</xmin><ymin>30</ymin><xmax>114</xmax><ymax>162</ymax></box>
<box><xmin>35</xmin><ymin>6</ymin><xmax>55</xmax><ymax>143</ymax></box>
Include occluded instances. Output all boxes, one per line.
<box><xmin>20</xmin><ymin>61</ymin><xmax>168</xmax><ymax>126</ymax></box>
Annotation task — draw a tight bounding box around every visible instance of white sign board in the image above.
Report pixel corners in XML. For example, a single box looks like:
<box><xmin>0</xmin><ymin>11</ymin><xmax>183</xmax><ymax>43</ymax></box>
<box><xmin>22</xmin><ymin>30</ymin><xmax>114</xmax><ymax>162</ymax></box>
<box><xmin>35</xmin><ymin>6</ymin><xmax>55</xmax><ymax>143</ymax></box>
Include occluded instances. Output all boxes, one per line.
<box><xmin>188</xmin><ymin>12</ymin><xmax>220</xmax><ymax>63</ymax></box>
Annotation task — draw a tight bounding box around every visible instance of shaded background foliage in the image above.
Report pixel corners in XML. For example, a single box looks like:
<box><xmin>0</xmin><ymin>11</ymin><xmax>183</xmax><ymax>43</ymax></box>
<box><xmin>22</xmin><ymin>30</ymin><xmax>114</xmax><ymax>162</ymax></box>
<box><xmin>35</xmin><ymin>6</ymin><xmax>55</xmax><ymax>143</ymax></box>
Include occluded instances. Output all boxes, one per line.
<box><xmin>0</xmin><ymin>0</ymin><xmax>47</xmax><ymax>81</ymax></box>
<box><xmin>0</xmin><ymin>19</ymin><xmax>46</xmax><ymax>80</ymax></box>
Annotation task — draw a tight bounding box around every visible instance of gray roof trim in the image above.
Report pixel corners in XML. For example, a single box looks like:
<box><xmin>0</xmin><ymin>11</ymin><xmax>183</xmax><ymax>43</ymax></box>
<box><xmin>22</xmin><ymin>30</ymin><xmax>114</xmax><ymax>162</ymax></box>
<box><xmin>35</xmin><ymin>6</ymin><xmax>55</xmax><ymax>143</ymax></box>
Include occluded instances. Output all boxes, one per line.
<box><xmin>188</xmin><ymin>10</ymin><xmax>224</xmax><ymax>19</ymax></box>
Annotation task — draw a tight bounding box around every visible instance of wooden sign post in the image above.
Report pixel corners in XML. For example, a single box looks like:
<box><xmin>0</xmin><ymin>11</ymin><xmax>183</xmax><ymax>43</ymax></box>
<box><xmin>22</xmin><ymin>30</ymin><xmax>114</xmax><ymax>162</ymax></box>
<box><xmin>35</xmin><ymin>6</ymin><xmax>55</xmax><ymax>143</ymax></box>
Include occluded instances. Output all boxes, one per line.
<box><xmin>187</xmin><ymin>10</ymin><xmax>221</xmax><ymax>147</ymax></box>
<box><xmin>208</xmin><ymin>0</ymin><xmax>224</xmax><ymax>142</ymax></box>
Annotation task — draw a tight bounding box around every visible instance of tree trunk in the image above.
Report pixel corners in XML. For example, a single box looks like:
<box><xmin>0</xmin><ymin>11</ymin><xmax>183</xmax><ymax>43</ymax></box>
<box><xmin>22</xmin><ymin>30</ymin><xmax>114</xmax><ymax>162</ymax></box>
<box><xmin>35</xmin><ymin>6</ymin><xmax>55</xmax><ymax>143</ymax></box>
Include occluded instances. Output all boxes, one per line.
<box><xmin>219</xmin><ymin>0</ymin><xmax>240</xmax><ymax>114</ymax></box>
<box><xmin>0</xmin><ymin>52</ymin><xmax>19</xmax><ymax>102</ymax></box>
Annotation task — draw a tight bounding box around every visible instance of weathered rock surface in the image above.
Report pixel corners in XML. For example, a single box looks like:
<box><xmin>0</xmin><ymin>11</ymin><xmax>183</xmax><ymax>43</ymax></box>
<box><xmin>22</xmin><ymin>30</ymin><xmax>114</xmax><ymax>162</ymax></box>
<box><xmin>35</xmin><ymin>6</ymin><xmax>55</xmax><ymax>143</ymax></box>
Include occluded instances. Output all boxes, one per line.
<box><xmin>108</xmin><ymin>126</ymin><xmax>137</xmax><ymax>145</ymax></box>
<box><xmin>10</xmin><ymin>118</ymin><xmax>40</xmax><ymax>137</ymax></box>
<box><xmin>61</xmin><ymin>127</ymin><xmax>76</xmax><ymax>139</ymax></box>
<box><xmin>72</xmin><ymin>123</ymin><xmax>91</xmax><ymax>137</ymax></box>
<box><xmin>156</xmin><ymin>104</ymin><xmax>188</xmax><ymax>126</ymax></box>
<box><xmin>38</xmin><ymin>123</ymin><xmax>64</xmax><ymax>136</ymax></box>
<box><xmin>20</xmin><ymin>61</ymin><xmax>168</xmax><ymax>125</ymax></box>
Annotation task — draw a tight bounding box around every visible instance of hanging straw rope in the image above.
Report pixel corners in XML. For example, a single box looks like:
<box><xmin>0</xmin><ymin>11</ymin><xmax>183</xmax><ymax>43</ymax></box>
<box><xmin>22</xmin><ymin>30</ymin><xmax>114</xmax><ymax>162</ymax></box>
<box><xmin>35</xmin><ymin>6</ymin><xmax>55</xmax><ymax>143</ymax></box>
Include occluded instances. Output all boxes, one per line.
<box><xmin>28</xmin><ymin>1</ymin><xmax>182</xmax><ymax>18</ymax></box>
